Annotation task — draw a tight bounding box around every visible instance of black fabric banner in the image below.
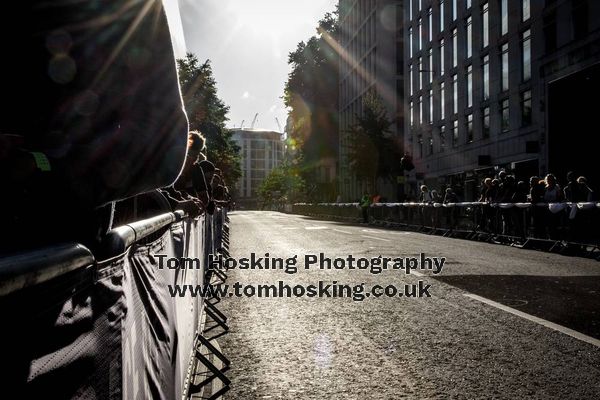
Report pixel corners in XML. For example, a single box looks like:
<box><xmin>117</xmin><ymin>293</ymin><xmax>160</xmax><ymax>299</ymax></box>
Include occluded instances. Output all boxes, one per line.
<box><xmin>0</xmin><ymin>211</ymin><xmax>223</xmax><ymax>399</ymax></box>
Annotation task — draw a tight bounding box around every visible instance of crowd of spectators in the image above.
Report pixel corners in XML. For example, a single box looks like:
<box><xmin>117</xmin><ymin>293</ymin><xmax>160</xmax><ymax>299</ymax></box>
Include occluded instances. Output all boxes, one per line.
<box><xmin>416</xmin><ymin>170</ymin><xmax>595</xmax><ymax>241</ymax></box>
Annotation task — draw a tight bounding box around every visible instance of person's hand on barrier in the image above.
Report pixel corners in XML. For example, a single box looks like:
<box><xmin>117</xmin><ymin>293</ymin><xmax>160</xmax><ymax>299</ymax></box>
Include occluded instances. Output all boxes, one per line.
<box><xmin>197</xmin><ymin>190</ymin><xmax>210</xmax><ymax>207</ymax></box>
<box><xmin>206</xmin><ymin>200</ymin><xmax>216</xmax><ymax>215</ymax></box>
<box><xmin>178</xmin><ymin>199</ymin><xmax>202</xmax><ymax>218</ymax></box>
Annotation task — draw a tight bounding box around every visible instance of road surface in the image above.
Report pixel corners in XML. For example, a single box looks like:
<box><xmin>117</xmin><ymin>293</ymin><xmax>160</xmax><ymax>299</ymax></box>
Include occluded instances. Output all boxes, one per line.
<box><xmin>219</xmin><ymin>211</ymin><xmax>600</xmax><ymax>399</ymax></box>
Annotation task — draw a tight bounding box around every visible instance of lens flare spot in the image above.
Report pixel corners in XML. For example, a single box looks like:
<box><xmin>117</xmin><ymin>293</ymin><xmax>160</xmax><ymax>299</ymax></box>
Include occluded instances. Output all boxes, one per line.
<box><xmin>314</xmin><ymin>334</ymin><xmax>332</xmax><ymax>368</ymax></box>
<box><xmin>46</xmin><ymin>30</ymin><xmax>72</xmax><ymax>55</ymax></box>
<box><xmin>48</xmin><ymin>55</ymin><xmax>76</xmax><ymax>84</ymax></box>
<box><xmin>75</xmin><ymin>91</ymin><xmax>100</xmax><ymax>116</ymax></box>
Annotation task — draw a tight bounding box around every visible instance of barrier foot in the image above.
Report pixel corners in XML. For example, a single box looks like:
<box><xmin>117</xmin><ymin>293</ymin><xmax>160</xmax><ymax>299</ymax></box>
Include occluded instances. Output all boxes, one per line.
<box><xmin>203</xmin><ymin>300</ymin><xmax>229</xmax><ymax>341</ymax></box>
<box><xmin>209</xmin><ymin>267</ymin><xmax>228</xmax><ymax>285</ymax></box>
<box><xmin>189</xmin><ymin>334</ymin><xmax>231</xmax><ymax>399</ymax></box>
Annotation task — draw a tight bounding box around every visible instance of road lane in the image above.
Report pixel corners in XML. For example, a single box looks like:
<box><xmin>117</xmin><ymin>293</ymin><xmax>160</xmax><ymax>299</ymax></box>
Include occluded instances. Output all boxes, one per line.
<box><xmin>220</xmin><ymin>211</ymin><xmax>600</xmax><ymax>399</ymax></box>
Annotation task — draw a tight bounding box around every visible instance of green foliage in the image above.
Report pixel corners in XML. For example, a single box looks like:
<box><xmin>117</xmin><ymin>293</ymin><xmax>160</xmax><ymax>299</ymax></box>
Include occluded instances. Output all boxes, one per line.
<box><xmin>177</xmin><ymin>53</ymin><xmax>241</xmax><ymax>185</ymax></box>
<box><xmin>284</xmin><ymin>8</ymin><xmax>339</xmax><ymax>197</ymax></box>
<box><xmin>347</xmin><ymin>90</ymin><xmax>403</xmax><ymax>191</ymax></box>
<box><xmin>258</xmin><ymin>163</ymin><xmax>305</xmax><ymax>209</ymax></box>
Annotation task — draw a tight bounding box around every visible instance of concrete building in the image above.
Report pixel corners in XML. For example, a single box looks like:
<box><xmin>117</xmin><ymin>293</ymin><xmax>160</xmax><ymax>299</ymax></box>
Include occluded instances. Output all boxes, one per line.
<box><xmin>404</xmin><ymin>0</ymin><xmax>600</xmax><ymax>200</ymax></box>
<box><xmin>338</xmin><ymin>0</ymin><xmax>406</xmax><ymax>201</ymax></box>
<box><xmin>230</xmin><ymin>129</ymin><xmax>285</xmax><ymax>206</ymax></box>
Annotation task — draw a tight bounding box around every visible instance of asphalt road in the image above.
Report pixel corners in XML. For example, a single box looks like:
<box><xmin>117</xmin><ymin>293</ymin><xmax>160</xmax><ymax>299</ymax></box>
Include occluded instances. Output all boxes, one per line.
<box><xmin>219</xmin><ymin>211</ymin><xmax>600</xmax><ymax>399</ymax></box>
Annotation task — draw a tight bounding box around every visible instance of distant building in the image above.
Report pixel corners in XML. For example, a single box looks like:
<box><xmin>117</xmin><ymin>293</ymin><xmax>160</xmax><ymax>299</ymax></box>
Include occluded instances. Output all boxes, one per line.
<box><xmin>338</xmin><ymin>0</ymin><xmax>406</xmax><ymax>201</ymax></box>
<box><xmin>230</xmin><ymin>129</ymin><xmax>285</xmax><ymax>206</ymax></box>
<box><xmin>404</xmin><ymin>0</ymin><xmax>600</xmax><ymax>200</ymax></box>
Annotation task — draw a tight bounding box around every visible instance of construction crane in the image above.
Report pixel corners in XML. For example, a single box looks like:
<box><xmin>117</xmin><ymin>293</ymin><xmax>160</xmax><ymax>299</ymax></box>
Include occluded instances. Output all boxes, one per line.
<box><xmin>275</xmin><ymin>117</ymin><xmax>282</xmax><ymax>133</ymax></box>
<box><xmin>250</xmin><ymin>113</ymin><xmax>259</xmax><ymax>129</ymax></box>
<box><xmin>239</xmin><ymin>119</ymin><xmax>245</xmax><ymax>129</ymax></box>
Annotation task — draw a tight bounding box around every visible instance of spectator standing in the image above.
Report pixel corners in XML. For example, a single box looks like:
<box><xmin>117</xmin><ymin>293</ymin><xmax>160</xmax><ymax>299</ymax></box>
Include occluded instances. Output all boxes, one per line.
<box><xmin>543</xmin><ymin>174</ymin><xmax>564</xmax><ymax>239</ymax></box>
<box><xmin>577</xmin><ymin>177</ymin><xmax>594</xmax><ymax>201</ymax></box>
<box><xmin>443</xmin><ymin>188</ymin><xmax>460</xmax><ymax>230</ymax></box>
<box><xmin>360</xmin><ymin>192</ymin><xmax>371</xmax><ymax>223</ymax></box>
<box><xmin>511</xmin><ymin>181</ymin><xmax>529</xmax><ymax>238</ymax></box>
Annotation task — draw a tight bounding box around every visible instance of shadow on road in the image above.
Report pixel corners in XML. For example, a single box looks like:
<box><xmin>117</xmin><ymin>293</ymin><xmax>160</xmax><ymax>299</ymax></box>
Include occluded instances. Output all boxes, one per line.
<box><xmin>437</xmin><ymin>274</ymin><xmax>600</xmax><ymax>339</ymax></box>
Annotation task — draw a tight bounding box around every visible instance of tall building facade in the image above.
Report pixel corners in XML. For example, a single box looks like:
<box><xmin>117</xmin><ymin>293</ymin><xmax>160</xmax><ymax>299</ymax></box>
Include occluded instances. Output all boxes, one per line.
<box><xmin>339</xmin><ymin>0</ymin><xmax>405</xmax><ymax>201</ymax></box>
<box><xmin>404</xmin><ymin>0</ymin><xmax>600</xmax><ymax>200</ymax></box>
<box><xmin>231</xmin><ymin>129</ymin><xmax>285</xmax><ymax>206</ymax></box>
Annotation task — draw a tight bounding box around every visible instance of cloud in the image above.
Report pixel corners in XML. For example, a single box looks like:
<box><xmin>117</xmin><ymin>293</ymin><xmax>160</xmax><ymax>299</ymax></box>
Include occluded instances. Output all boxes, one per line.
<box><xmin>269</xmin><ymin>105</ymin><xmax>277</xmax><ymax>113</ymax></box>
<box><xmin>241</xmin><ymin>91</ymin><xmax>250</xmax><ymax>99</ymax></box>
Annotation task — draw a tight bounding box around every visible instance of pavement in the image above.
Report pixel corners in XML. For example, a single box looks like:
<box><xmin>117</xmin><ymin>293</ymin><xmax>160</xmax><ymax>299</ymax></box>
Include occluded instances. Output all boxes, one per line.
<box><xmin>219</xmin><ymin>211</ymin><xmax>600</xmax><ymax>399</ymax></box>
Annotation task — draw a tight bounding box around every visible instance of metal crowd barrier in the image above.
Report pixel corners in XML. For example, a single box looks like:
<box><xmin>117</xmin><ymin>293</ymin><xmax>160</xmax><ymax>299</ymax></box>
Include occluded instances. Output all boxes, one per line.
<box><xmin>0</xmin><ymin>207</ymin><xmax>231</xmax><ymax>399</ymax></box>
<box><xmin>292</xmin><ymin>202</ymin><xmax>600</xmax><ymax>257</ymax></box>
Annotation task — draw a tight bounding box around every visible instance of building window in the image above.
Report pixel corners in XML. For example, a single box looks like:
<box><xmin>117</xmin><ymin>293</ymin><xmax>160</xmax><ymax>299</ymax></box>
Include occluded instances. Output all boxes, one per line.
<box><xmin>452</xmin><ymin>119</ymin><xmax>459</xmax><ymax>146</ymax></box>
<box><xmin>419</xmin><ymin>95</ymin><xmax>423</xmax><ymax>124</ymax></box>
<box><xmin>452</xmin><ymin>28</ymin><xmax>458</xmax><ymax>67</ymax></box>
<box><xmin>483</xmin><ymin>55</ymin><xmax>490</xmax><ymax>100</ymax></box>
<box><xmin>522</xmin><ymin>29</ymin><xmax>531</xmax><ymax>82</ymax></box>
<box><xmin>410</xmin><ymin>101</ymin><xmax>414</xmax><ymax>126</ymax></box>
<box><xmin>440</xmin><ymin>81</ymin><xmax>446</xmax><ymax>119</ymax></box>
<box><xmin>418</xmin><ymin>18</ymin><xmax>422</xmax><ymax>51</ymax></box>
<box><xmin>482</xmin><ymin>2</ymin><xmax>489</xmax><ymax>48</ymax></box>
<box><xmin>466</xmin><ymin>16</ymin><xmax>473</xmax><ymax>58</ymax></box>
<box><xmin>522</xmin><ymin>0</ymin><xmax>530</xmax><ymax>21</ymax></box>
<box><xmin>483</xmin><ymin>106</ymin><xmax>490</xmax><ymax>138</ymax></box>
<box><xmin>501</xmin><ymin>99</ymin><xmax>509</xmax><ymax>132</ymax></box>
<box><xmin>428</xmin><ymin>7</ymin><xmax>433</xmax><ymax>42</ymax></box>
<box><xmin>467</xmin><ymin>113</ymin><xmax>473</xmax><ymax>143</ymax></box>
<box><xmin>419</xmin><ymin>57</ymin><xmax>423</xmax><ymax>89</ymax></box>
<box><xmin>429</xmin><ymin>89</ymin><xmax>433</xmax><ymax>123</ymax></box>
<box><xmin>428</xmin><ymin>48</ymin><xmax>433</xmax><ymax>84</ymax></box>
<box><xmin>409</xmin><ymin>0</ymin><xmax>413</xmax><ymax>19</ymax></box>
<box><xmin>440</xmin><ymin>125</ymin><xmax>446</xmax><ymax>151</ymax></box>
<box><xmin>410</xmin><ymin>64</ymin><xmax>414</xmax><ymax>96</ymax></box>
<box><xmin>440</xmin><ymin>0</ymin><xmax>445</xmax><ymax>32</ymax></box>
<box><xmin>467</xmin><ymin>0</ymin><xmax>472</xmax><ymax>8</ymax></box>
<box><xmin>500</xmin><ymin>0</ymin><xmax>508</xmax><ymax>36</ymax></box>
<box><xmin>467</xmin><ymin>65</ymin><xmax>473</xmax><ymax>107</ymax></box>
<box><xmin>419</xmin><ymin>0</ymin><xmax>423</xmax><ymax>12</ymax></box>
<box><xmin>501</xmin><ymin>43</ymin><xmax>509</xmax><ymax>92</ymax></box>
<box><xmin>544</xmin><ymin>12</ymin><xmax>557</xmax><ymax>53</ymax></box>
<box><xmin>440</xmin><ymin>38</ymin><xmax>445</xmax><ymax>75</ymax></box>
<box><xmin>452</xmin><ymin>0</ymin><xmax>457</xmax><ymax>20</ymax></box>
<box><xmin>521</xmin><ymin>90</ymin><xmax>532</xmax><ymax>126</ymax></box>
<box><xmin>409</xmin><ymin>27</ymin><xmax>413</xmax><ymax>58</ymax></box>
<box><xmin>572</xmin><ymin>0</ymin><xmax>588</xmax><ymax>40</ymax></box>
<box><xmin>452</xmin><ymin>74</ymin><xmax>458</xmax><ymax>114</ymax></box>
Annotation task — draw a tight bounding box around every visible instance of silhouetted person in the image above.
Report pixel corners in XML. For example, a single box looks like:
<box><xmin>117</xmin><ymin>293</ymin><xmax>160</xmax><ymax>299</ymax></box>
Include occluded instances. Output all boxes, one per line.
<box><xmin>543</xmin><ymin>174</ymin><xmax>564</xmax><ymax>239</ymax></box>
<box><xmin>512</xmin><ymin>181</ymin><xmax>529</xmax><ymax>238</ymax></box>
<box><xmin>577</xmin><ymin>176</ymin><xmax>594</xmax><ymax>201</ymax></box>
<box><xmin>0</xmin><ymin>1</ymin><xmax>188</xmax><ymax>253</ymax></box>
<box><xmin>443</xmin><ymin>188</ymin><xmax>459</xmax><ymax>229</ymax></box>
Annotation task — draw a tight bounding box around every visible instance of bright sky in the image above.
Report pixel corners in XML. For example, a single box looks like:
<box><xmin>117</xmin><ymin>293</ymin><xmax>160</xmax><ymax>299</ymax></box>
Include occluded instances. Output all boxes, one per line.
<box><xmin>179</xmin><ymin>0</ymin><xmax>338</xmax><ymax>133</ymax></box>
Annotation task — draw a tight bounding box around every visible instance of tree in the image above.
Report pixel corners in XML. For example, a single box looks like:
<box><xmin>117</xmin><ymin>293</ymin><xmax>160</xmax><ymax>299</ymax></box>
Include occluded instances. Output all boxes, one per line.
<box><xmin>284</xmin><ymin>9</ymin><xmax>339</xmax><ymax>201</ymax></box>
<box><xmin>177</xmin><ymin>53</ymin><xmax>241</xmax><ymax>186</ymax></box>
<box><xmin>257</xmin><ymin>163</ymin><xmax>305</xmax><ymax>209</ymax></box>
<box><xmin>347</xmin><ymin>90</ymin><xmax>403</xmax><ymax>192</ymax></box>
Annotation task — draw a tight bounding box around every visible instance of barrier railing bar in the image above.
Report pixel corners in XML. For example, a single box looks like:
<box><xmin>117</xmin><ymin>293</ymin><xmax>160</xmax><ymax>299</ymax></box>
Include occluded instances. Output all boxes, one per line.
<box><xmin>0</xmin><ymin>243</ymin><xmax>95</xmax><ymax>296</ymax></box>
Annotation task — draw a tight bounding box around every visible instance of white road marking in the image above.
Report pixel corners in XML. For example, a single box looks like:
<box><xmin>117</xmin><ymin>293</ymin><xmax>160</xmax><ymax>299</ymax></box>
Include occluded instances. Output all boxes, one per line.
<box><xmin>464</xmin><ymin>293</ymin><xmax>600</xmax><ymax>348</ymax></box>
<box><xmin>281</xmin><ymin>227</ymin><xmax>299</xmax><ymax>230</ymax></box>
<box><xmin>361</xmin><ymin>229</ymin><xmax>381</xmax><ymax>233</ymax></box>
<box><xmin>362</xmin><ymin>228</ymin><xmax>410</xmax><ymax>235</ymax></box>
<box><xmin>305</xmin><ymin>226</ymin><xmax>328</xmax><ymax>230</ymax></box>
<box><xmin>332</xmin><ymin>228</ymin><xmax>352</xmax><ymax>234</ymax></box>
<box><xmin>361</xmin><ymin>235</ymin><xmax>391</xmax><ymax>242</ymax></box>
